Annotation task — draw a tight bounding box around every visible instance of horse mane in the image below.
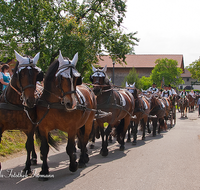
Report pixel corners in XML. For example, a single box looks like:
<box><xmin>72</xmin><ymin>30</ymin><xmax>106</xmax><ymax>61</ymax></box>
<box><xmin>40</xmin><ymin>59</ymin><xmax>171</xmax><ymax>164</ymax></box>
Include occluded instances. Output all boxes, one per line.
<box><xmin>44</xmin><ymin>59</ymin><xmax>59</xmax><ymax>91</ymax></box>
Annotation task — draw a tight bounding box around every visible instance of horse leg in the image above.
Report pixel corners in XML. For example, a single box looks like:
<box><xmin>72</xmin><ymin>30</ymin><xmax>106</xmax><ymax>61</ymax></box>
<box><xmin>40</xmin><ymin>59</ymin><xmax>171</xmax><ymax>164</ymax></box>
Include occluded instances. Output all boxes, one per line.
<box><xmin>66</xmin><ymin>134</ymin><xmax>78</xmax><ymax>172</ymax></box>
<box><xmin>31</xmin><ymin>136</ymin><xmax>37</xmax><ymax>165</ymax></box>
<box><xmin>39</xmin><ymin>133</ymin><xmax>50</xmax><ymax>181</ymax></box>
<box><xmin>78</xmin><ymin>119</ymin><xmax>93</xmax><ymax>167</ymax></box>
<box><xmin>132</xmin><ymin>121</ymin><xmax>138</xmax><ymax>145</ymax></box>
<box><xmin>141</xmin><ymin>118</ymin><xmax>146</xmax><ymax>140</ymax></box>
<box><xmin>127</xmin><ymin>121</ymin><xmax>133</xmax><ymax>143</ymax></box>
<box><xmin>23</xmin><ymin>131</ymin><xmax>35</xmax><ymax>175</ymax></box>
<box><xmin>152</xmin><ymin>118</ymin><xmax>157</xmax><ymax>137</ymax></box>
<box><xmin>147</xmin><ymin>118</ymin><xmax>151</xmax><ymax>134</ymax></box>
<box><xmin>100</xmin><ymin>125</ymin><xmax>108</xmax><ymax>156</ymax></box>
<box><xmin>89</xmin><ymin>122</ymin><xmax>95</xmax><ymax>149</ymax></box>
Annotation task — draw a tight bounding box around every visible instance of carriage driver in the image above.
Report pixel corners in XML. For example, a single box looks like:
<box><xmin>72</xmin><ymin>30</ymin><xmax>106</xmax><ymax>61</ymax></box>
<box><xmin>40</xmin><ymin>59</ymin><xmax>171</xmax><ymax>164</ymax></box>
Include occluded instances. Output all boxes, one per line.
<box><xmin>161</xmin><ymin>85</ymin><xmax>172</xmax><ymax>98</ymax></box>
<box><xmin>179</xmin><ymin>88</ymin><xmax>187</xmax><ymax>97</ymax></box>
<box><xmin>147</xmin><ymin>82</ymin><xmax>159</xmax><ymax>94</ymax></box>
<box><xmin>168</xmin><ymin>84</ymin><xmax>177</xmax><ymax>97</ymax></box>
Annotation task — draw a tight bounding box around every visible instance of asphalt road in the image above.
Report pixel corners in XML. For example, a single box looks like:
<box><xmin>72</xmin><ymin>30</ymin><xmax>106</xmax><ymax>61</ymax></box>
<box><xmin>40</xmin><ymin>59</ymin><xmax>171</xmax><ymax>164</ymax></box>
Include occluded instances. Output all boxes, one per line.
<box><xmin>1</xmin><ymin>109</ymin><xmax>200</xmax><ymax>190</ymax></box>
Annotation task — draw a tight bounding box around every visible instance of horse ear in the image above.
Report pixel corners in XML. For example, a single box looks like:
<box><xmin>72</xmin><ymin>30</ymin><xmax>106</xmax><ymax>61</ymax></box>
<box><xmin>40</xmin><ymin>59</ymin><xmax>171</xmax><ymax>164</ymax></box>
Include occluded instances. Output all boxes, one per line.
<box><xmin>101</xmin><ymin>65</ymin><xmax>107</xmax><ymax>73</ymax></box>
<box><xmin>14</xmin><ymin>50</ymin><xmax>25</xmax><ymax>64</ymax></box>
<box><xmin>126</xmin><ymin>81</ymin><xmax>128</xmax><ymax>87</ymax></box>
<box><xmin>92</xmin><ymin>65</ymin><xmax>97</xmax><ymax>72</ymax></box>
<box><xmin>71</xmin><ymin>52</ymin><xmax>78</xmax><ymax>66</ymax></box>
<box><xmin>76</xmin><ymin>76</ymin><xmax>82</xmax><ymax>85</ymax></box>
<box><xmin>58</xmin><ymin>50</ymin><xmax>65</xmax><ymax>67</ymax></box>
<box><xmin>33</xmin><ymin>52</ymin><xmax>40</xmax><ymax>65</ymax></box>
<box><xmin>132</xmin><ymin>82</ymin><xmax>135</xmax><ymax>88</ymax></box>
<box><xmin>36</xmin><ymin>71</ymin><xmax>44</xmax><ymax>81</ymax></box>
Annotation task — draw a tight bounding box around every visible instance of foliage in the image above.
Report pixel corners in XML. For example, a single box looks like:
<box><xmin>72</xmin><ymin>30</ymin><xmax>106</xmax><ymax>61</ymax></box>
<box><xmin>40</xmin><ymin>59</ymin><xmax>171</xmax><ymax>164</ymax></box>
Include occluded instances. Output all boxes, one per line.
<box><xmin>0</xmin><ymin>0</ymin><xmax>138</xmax><ymax>76</ymax></box>
<box><xmin>150</xmin><ymin>58</ymin><xmax>184</xmax><ymax>87</ymax></box>
<box><xmin>139</xmin><ymin>76</ymin><xmax>152</xmax><ymax>90</ymax></box>
<box><xmin>122</xmin><ymin>67</ymin><xmax>142</xmax><ymax>89</ymax></box>
<box><xmin>186</xmin><ymin>59</ymin><xmax>200</xmax><ymax>80</ymax></box>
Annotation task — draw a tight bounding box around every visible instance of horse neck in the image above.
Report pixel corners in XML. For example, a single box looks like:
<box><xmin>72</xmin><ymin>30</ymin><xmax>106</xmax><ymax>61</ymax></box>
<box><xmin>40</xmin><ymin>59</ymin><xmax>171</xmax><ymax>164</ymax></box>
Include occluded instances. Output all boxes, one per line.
<box><xmin>3</xmin><ymin>83</ymin><xmax>22</xmax><ymax>105</ymax></box>
<box><xmin>96</xmin><ymin>87</ymin><xmax>113</xmax><ymax>104</ymax></box>
<box><xmin>41</xmin><ymin>79</ymin><xmax>61</xmax><ymax>102</ymax></box>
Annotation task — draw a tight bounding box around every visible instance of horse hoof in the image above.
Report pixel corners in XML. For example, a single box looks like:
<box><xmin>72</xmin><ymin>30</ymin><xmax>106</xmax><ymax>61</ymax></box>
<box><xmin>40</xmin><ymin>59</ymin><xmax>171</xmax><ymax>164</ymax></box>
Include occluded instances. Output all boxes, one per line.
<box><xmin>148</xmin><ymin>130</ymin><xmax>151</xmax><ymax>134</ymax></box>
<box><xmin>120</xmin><ymin>146</ymin><xmax>125</xmax><ymax>151</ymax></box>
<box><xmin>69</xmin><ymin>162</ymin><xmax>78</xmax><ymax>172</ymax></box>
<box><xmin>78</xmin><ymin>162</ymin><xmax>86</xmax><ymax>168</ymax></box>
<box><xmin>31</xmin><ymin>159</ymin><xmax>37</xmax><ymax>165</ymax></box>
<box><xmin>108</xmin><ymin>139</ymin><xmax>112</xmax><ymax>143</ymax></box>
<box><xmin>126</xmin><ymin>139</ymin><xmax>131</xmax><ymax>143</ymax></box>
<box><xmin>142</xmin><ymin>137</ymin><xmax>145</xmax><ymax>140</ymax></box>
<box><xmin>132</xmin><ymin>141</ymin><xmax>137</xmax><ymax>145</ymax></box>
<box><xmin>90</xmin><ymin>144</ymin><xmax>94</xmax><ymax>149</ymax></box>
<box><xmin>100</xmin><ymin>149</ymin><xmax>108</xmax><ymax>157</ymax></box>
<box><xmin>22</xmin><ymin>169</ymin><xmax>32</xmax><ymax>176</ymax></box>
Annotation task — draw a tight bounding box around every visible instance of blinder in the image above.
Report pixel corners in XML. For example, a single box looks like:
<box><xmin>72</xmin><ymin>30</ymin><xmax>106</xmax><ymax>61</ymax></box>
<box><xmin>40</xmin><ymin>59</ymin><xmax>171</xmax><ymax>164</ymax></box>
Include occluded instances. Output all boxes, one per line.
<box><xmin>36</xmin><ymin>71</ymin><xmax>44</xmax><ymax>82</ymax></box>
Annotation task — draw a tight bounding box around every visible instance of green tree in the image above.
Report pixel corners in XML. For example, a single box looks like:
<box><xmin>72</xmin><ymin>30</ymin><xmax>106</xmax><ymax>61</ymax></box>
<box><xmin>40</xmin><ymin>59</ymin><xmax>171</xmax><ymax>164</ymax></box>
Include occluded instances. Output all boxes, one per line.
<box><xmin>150</xmin><ymin>58</ymin><xmax>184</xmax><ymax>88</ymax></box>
<box><xmin>139</xmin><ymin>76</ymin><xmax>152</xmax><ymax>90</ymax></box>
<box><xmin>186</xmin><ymin>58</ymin><xmax>200</xmax><ymax>80</ymax></box>
<box><xmin>122</xmin><ymin>67</ymin><xmax>142</xmax><ymax>89</ymax></box>
<box><xmin>0</xmin><ymin>0</ymin><xmax>138</xmax><ymax>76</ymax></box>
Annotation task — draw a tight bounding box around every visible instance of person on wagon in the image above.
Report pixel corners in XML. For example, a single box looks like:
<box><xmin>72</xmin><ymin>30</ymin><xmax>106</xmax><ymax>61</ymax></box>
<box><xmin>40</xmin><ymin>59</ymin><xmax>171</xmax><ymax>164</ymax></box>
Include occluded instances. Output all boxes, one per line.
<box><xmin>168</xmin><ymin>84</ymin><xmax>177</xmax><ymax>97</ymax></box>
<box><xmin>0</xmin><ymin>64</ymin><xmax>11</xmax><ymax>91</ymax></box>
<box><xmin>147</xmin><ymin>82</ymin><xmax>159</xmax><ymax>94</ymax></box>
<box><xmin>161</xmin><ymin>85</ymin><xmax>171</xmax><ymax>98</ymax></box>
<box><xmin>189</xmin><ymin>90</ymin><xmax>195</xmax><ymax>98</ymax></box>
<box><xmin>179</xmin><ymin>89</ymin><xmax>187</xmax><ymax>97</ymax></box>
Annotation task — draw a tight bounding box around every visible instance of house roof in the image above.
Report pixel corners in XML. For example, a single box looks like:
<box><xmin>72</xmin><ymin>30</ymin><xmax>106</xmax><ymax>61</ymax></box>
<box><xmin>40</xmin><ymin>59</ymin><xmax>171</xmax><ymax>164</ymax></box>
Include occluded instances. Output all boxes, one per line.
<box><xmin>181</xmin><ymin>69</ymin><xmax>191</xmax><ymax>77</ymax></box>
<box><xmin>97</xmin><ymin>54</ymin><xmax>184</xmax><ymax>69</ymax></box>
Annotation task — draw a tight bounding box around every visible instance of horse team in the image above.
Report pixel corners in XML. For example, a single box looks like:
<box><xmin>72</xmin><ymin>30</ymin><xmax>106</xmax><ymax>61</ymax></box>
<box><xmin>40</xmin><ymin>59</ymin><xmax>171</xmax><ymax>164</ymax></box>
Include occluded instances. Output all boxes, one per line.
<box><xmin>0</xmin><ymin>51</ymin><xmax>196</xmax><ymax>180</ymax></box>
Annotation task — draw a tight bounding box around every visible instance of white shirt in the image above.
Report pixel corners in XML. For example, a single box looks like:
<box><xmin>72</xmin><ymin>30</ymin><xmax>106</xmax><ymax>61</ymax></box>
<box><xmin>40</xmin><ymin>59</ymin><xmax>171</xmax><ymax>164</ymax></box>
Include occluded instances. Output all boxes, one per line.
<box><xmin>162</xmin><ymin>90</ymin><xmax>171</xmax><ymax>98</ymax></box>
<box><xmin>171</xmin><ymin>88</ymin><xmax>177</xmax><ymax>95</ymax></box>
<box><xmin>148</xmin><ymin>87</ymin><xmax>159</xmax><ymax>93</ymax></box>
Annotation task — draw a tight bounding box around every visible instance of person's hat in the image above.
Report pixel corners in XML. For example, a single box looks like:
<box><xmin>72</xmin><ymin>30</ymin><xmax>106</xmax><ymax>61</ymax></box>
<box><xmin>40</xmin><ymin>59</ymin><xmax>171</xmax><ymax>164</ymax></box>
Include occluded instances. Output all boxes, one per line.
<box><xmin>164</xmin><ymin>84</ymin><xmax>167</xmax><ymax>87</ymax></box>
<box><xmin>168</xmin><ymin>84</ymin><xmax>171</xmax><ymax>87</ymax></box>
<box><xmin>152</xmin><ymin>82</ymin><xmax>156</xmax><ymax>85</ymax></box>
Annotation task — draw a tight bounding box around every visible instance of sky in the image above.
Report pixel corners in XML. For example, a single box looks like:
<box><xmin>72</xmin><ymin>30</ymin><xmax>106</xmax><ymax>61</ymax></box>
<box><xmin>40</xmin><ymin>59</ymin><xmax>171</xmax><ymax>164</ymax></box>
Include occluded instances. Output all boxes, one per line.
<box><xmin>122</xmin><ymin>0</ymin><xmax>200</xmax><ymax>67</ymax></box>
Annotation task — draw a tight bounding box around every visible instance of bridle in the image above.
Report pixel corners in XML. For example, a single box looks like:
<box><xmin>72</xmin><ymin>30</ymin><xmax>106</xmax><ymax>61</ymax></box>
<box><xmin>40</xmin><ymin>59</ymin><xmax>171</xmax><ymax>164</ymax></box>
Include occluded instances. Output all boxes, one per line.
<box><xmin>56</xmin><ymin>64</ymin><xmax>79</xmax><ymax>109</ymax></box>
<box><xmin>10</xmin><ymin>60</ymin><xmax>37</xmax><ymax>106</ymax></box>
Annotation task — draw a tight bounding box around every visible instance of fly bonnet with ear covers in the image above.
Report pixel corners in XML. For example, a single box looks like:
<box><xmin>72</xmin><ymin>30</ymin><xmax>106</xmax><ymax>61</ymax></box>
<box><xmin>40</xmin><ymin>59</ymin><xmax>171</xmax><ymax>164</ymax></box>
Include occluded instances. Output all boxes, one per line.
<box><xmin>126</xmin><ymin>82</ymin><xmax>135</xmax><ymax>94</ymax></box>
<box><xmin>14</xmin><ymin>50</ymin><xmax>41</xmax><ymax>72</ymax></box>
<box><xmin>56</xmin><ymin>51</ymin><xmax>82</xmax><ymax>85</ymax></box>
<box><xmin>90</xmin><ymin>65</ymin><xmax>108</xmax><ymax>83</ymax></box>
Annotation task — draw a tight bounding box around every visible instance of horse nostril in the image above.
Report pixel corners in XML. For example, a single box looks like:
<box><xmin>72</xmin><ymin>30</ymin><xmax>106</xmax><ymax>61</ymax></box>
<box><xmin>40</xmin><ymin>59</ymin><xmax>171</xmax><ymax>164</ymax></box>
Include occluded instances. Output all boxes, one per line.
<box><xmin>66</xmin><ymin>102</ymin><xmax>72</xmax><ymax>108</ymax></box>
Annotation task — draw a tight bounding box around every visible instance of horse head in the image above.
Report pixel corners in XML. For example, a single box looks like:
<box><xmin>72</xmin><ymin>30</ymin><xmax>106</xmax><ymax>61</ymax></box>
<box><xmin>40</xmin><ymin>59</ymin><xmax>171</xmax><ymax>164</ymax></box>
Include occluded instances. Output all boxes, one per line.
<box><xmin>126</xmin><ymin>82</ymin><xmax>137</xmax><ymax>98</ymax></box>
<box><xmin>55</xmin><ymin>50</ymin><xmax>81</xmax><ymax>111</ymax></box>
<box><xmin>12</xmin><ymin>50</ymin><xmax>43</xmax><ymax>108</ymax></box>
<box><xmin>90</xmin><ymin>65</ymin><xmax>110</xmax><ymax>96</ymax></box>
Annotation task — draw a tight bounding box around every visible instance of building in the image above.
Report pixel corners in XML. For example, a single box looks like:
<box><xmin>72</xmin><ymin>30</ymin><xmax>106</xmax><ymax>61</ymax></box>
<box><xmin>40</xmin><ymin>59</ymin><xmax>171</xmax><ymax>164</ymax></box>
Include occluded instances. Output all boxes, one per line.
<box><xmin>180</xmin><ymin>69</ymin><xmax>200</xmax><ymax>90</ymax></box>
<box><xmin>97</xmin><ymin>54</ymin><xmax>184</xmax><ymax>86</ymax></box>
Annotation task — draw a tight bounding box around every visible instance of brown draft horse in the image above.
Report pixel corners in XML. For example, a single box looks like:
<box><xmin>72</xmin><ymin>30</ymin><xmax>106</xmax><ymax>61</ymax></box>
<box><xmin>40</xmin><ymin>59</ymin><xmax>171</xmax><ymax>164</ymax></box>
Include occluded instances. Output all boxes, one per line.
<box><xmin>178</xmin><ymin>96</ymin><xmax>189</xmax><ymax>117</ymax></box>
<box><xmin>147</xmin><ymin>94</ymin><xmax>167</xmax><ymax>136</ymax></box>
<box><xmin>126</xmin><ymin>83</ymin><xmax>150</xmax><ymax>145</ymax></box>
<box><xmin>0</xmin><ymin>51</ymin><xmax>43</xmax><ymax>174</ymax></box>
<box><xmin>36</xmin><ymin>51</ymin><xmax>96</xmax><ymax>180</ymax></box>
<box><xmin>90</xmin><ymin>65</ymin><xmax>134</xmax><ymax>156</ymax></box>
<box><xmin>187</xmin><ymin>94</ymin><xmax>195</xmax><ymax>112</ymax></box>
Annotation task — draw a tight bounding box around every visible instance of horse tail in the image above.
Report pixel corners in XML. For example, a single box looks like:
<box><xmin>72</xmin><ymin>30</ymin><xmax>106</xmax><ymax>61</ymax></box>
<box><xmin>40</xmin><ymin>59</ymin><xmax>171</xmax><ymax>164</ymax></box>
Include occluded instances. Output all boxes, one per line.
<box><xmin>34</xmin><ymin>127</ymin><xmax>59</xmax><ymax>151</ymax></box>
<box><xmin>48</xmin><ymin>132</ymin><xmax>59</xmax><ymax>151</ymax></box>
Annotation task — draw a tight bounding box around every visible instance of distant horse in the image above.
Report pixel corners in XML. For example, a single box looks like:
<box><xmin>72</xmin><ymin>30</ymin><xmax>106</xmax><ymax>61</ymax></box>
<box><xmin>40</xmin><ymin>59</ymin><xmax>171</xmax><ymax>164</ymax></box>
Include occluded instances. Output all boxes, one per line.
<box><xmin>37</xmin><ymin>51</ymin><xmax>96</xmax><ymax>180</ymax></box>
<box><xmin>0</xmin><ymin>50</ymin><xmax>43</xmax><ymax>174</ymax></box>
<box><xmin>178</xmin><ymin>96</ymin><xmax>189</xmax><ymax>117</ymax></box>
<box><xmin>126</xmin><ymin>82</ymin><xmax>150</xmax><ymax>144</ymax></box>
<box><xmin>187</xmin><ymin>94</ymin><xmax>195</xmax><ymax>112</ymax></box>
<box><xmin>148</xmin><ymin>95</ymin><xmax>167</xmax><ymax>136</ymax></box>
<box><xmin>90</xmin><ymin>65</ymin><xmax>134</xmax><ymax>156</ymax></box>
